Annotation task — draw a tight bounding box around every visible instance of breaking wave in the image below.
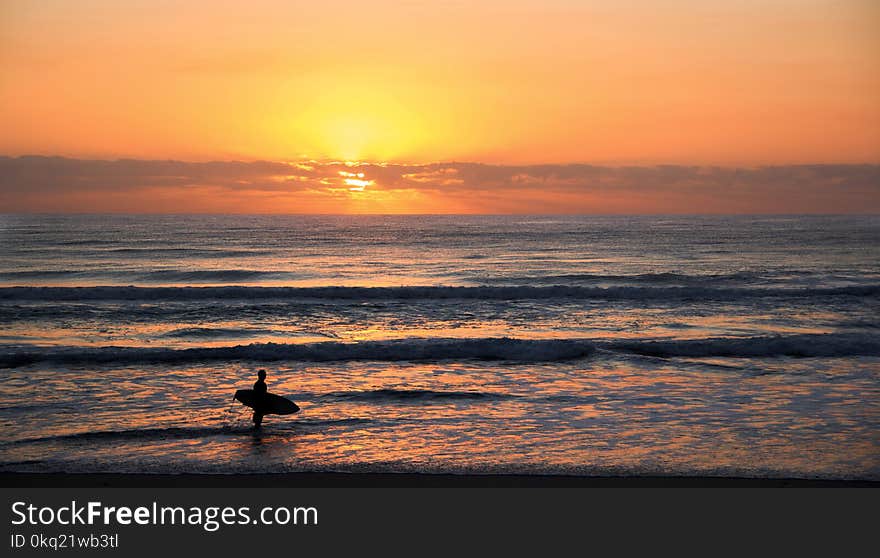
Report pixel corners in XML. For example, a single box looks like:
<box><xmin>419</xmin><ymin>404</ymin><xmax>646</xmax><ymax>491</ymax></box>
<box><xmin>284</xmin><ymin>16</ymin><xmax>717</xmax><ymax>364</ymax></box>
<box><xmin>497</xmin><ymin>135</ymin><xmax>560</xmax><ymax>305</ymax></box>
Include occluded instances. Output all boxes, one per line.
<box><xmin>2</xmin><ymin>333</ymin><xmax>878</xmax><ymax>369</ymax></box>
<box><xmin>606</xmin><ymin>333</ymin><xmax>880</xmax><ymax>358</ymax></box>
<box><xmin>1</xmin><ymin>284</ymin><xmax>877</xmax><ymax>302</ymax></box>
<box><xmin>0</xmin><ymin>337</ymin><xmax>597</xmax><ymax>368</ymax></box>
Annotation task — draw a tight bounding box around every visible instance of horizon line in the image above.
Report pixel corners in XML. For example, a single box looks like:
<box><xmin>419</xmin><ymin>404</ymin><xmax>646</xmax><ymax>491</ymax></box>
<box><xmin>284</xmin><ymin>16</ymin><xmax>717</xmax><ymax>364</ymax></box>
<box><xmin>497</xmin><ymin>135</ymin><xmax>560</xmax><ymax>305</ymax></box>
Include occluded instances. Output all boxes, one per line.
<box><xmin>4</xmin><ymin>154</ymin><xmax>880</xmax><ymax>169</ymax></box>
<box><xmin>3</xmin><ymin>212</ymin><xmax>879</xmax><ymax>217</ymax></box>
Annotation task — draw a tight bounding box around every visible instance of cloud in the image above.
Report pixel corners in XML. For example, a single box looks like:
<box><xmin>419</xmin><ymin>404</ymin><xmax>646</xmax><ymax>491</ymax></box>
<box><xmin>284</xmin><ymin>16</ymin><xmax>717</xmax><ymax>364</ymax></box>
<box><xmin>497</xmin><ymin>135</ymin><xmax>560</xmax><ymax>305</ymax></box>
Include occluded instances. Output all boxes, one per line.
<box><xmin>1</xmin><ymin>156</ymin><xmax>878</xmax><ymax>213</ymax></box>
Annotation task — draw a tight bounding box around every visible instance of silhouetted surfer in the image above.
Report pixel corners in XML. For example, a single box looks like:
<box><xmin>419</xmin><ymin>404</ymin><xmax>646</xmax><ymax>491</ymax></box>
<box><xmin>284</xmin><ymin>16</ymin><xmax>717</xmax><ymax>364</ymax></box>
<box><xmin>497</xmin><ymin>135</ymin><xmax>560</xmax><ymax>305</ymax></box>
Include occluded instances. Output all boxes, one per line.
<box><xmin>232</xmin><ymin>369</ymin><xmax>299</xmax><ymax>426</ymax></box>
<box><xmin>252</xmin><ymin>369</ymin><xmax>268</xmax><ymax>427</ymax></box>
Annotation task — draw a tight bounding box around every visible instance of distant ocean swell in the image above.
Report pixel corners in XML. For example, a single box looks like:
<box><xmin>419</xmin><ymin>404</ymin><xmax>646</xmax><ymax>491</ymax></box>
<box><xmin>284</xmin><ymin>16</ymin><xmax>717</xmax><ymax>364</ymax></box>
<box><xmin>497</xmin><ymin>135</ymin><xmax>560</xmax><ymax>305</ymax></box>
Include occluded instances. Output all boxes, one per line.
<box><xmin>0</xmin><ymin>270</ymin><xmax>296</xmax><ymax>282</ymax></box>
<box><xmin>0</xmin><ymin>270</ymin><xmax>775</xmax><ymax>282</ymax></box>
<box><xmin>1</xmin><ymin>284</ymin><xmax>878</xmax><ymax>301</ymax></box>
<box><xmin>3</xmin><ymin>333</ymin><xmax>879</xmax><ymax>369</ymax></box>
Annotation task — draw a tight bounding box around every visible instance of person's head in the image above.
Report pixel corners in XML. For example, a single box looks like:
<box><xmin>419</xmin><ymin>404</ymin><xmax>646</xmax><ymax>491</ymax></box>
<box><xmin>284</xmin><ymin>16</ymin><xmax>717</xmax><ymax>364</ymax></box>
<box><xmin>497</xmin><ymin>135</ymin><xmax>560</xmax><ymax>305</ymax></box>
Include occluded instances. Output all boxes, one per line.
<box><xmin>257</xmin><ymin>369</ymin><xmax>267</xmax><ymax>380</ymax></box>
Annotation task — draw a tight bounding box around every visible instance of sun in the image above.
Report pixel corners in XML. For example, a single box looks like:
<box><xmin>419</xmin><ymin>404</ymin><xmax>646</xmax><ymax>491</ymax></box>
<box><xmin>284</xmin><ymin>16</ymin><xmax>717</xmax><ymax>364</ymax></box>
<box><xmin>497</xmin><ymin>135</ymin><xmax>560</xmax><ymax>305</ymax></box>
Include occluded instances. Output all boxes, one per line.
<box><xmin>338</xmin><ymin>170</ymin><xmax>373</xmax><ymax>191</ymax></box>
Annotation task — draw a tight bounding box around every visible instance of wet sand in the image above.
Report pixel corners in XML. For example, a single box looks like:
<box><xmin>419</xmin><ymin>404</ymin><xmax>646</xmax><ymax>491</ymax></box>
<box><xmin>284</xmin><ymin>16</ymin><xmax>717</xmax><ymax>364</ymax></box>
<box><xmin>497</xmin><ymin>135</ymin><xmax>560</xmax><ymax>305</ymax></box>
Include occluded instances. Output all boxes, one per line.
<box><xmin>2</xmin><ymin>473</ymin><xmax>876</xmax><ymax>488</ymax></box>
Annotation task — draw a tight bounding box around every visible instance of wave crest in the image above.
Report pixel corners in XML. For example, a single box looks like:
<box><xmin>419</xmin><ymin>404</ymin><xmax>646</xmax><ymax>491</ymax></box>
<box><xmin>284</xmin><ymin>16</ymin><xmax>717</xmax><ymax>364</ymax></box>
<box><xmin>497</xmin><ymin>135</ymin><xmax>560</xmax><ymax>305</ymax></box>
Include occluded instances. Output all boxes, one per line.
<box><xmin>2</xmin><ymin>333</ymin><xmax>878</xmax><ymax>369</ymax></box>
<box><xmin>1</xmin><ymin>285</ymin><xmax>877</xmax><ymax>302</ymax></box>
<box><xmin>608</xmin><ymin>333</ymin><xmax>880</xmax><ymax>358</ymax></box>
<box><xmin>0</xmin><ymin>337</ymin><xmax>596</xmax><ymax>368</ymax></box>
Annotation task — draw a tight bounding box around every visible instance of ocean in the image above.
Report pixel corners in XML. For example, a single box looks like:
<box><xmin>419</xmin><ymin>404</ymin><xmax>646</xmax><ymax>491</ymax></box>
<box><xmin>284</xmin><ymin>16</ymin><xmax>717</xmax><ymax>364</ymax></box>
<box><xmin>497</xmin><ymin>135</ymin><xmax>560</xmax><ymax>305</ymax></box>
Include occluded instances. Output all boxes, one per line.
<box><xmin>0</xmin><ymin>214</ymin><xmax>878</xmax><ymax>479</ymax></box>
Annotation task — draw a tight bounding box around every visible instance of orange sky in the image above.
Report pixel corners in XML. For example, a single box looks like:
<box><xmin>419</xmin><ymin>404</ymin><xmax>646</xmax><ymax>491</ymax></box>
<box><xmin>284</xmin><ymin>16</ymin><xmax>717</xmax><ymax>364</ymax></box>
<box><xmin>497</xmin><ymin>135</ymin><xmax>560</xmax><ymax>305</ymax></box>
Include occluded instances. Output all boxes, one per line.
<box><xmin>3</xmin><ymin>0</ymin><xmax>878</xmax><ymax>164</ymax></box>
<box><xmin>1</xmin><ymin>1</ymin><xmax>878</xmax><ymax>213</ymax></box>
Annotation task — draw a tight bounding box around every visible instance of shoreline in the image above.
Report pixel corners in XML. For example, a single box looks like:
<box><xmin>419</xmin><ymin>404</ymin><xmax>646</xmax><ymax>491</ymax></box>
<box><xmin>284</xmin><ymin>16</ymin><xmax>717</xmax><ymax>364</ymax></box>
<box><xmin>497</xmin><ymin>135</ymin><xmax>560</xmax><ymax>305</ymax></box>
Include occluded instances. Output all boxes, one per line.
<box><xmin>2</xmin><ymin>472</ymin><xmax>877</xmax><ymax>488</ymax></box>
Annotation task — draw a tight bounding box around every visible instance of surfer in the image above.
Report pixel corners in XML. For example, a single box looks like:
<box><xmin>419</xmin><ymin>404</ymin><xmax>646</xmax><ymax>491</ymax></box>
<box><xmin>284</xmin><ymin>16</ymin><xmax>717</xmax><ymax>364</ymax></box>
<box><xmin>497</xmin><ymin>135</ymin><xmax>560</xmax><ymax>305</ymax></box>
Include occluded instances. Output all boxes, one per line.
<box><xmin>233</xmin><ymin>369</ymin><xmax>298</xmax><ymax>425</ymax></box>
<box><xmin>252</xmin><ymin>369</ymin><xmax>268</xmax><ymax>427</ymax></box>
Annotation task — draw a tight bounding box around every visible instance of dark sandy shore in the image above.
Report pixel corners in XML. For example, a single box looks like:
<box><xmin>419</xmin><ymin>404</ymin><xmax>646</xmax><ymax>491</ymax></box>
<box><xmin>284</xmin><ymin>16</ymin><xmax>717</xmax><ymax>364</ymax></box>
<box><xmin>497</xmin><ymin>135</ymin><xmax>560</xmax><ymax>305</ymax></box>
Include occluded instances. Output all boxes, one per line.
<box><xmin>2</xmin><ymin>472</ymin><xmax>876</xmax><ymax>488</ymax></box>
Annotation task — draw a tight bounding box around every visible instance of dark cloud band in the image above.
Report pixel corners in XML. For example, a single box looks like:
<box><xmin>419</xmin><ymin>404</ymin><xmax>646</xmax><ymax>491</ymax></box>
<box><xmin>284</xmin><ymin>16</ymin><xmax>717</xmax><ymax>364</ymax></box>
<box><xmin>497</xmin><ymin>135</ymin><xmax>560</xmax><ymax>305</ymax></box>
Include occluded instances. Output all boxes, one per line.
<box><xmin>2</xmin><ymin>156</ymin><xmax>878</xmax><ymax>213</ymax></box>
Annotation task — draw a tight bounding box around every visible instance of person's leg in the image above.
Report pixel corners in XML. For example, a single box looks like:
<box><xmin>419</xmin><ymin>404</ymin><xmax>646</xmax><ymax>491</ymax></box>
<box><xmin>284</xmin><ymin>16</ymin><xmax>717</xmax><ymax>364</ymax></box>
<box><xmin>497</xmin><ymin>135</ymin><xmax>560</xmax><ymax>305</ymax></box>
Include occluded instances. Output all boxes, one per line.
<box><xmin>253</xmin><ymin>412</ymin><xmax>263</xmax><ymax>427</ymax></box>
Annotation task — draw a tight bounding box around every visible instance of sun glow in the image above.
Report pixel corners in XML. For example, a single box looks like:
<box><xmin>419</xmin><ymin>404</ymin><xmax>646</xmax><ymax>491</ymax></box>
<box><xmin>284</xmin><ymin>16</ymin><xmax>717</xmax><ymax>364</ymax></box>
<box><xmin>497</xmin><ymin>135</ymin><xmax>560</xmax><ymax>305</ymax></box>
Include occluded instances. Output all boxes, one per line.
<box><xmin>1</xmin><ymin>0</ymin><xmax>878</xmax><ymax>216</ymax></box>
<box><xmin>281</xmin><ymin>85</ymin><xmax>429</xmax><ymax>161</ymax></box>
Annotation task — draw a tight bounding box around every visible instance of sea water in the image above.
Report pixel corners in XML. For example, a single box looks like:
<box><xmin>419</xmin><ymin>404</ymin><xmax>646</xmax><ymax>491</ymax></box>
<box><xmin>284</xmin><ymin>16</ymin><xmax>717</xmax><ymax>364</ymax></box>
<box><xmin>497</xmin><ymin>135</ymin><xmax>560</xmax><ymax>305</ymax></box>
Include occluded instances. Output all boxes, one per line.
<box><xmin>0</xmin><ymin>214</ymin><xmax>878</xmax><ymax>478</ymax></box>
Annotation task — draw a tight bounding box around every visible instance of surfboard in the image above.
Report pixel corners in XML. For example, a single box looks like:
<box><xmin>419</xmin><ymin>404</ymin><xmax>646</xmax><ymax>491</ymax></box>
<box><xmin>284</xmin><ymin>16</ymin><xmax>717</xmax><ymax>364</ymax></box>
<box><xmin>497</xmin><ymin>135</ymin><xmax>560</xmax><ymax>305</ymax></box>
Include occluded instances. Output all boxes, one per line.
<box><xmin>234</xmin><ymin>389</ymin><xmax>300</xmax><ymax>415</ymax></box>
